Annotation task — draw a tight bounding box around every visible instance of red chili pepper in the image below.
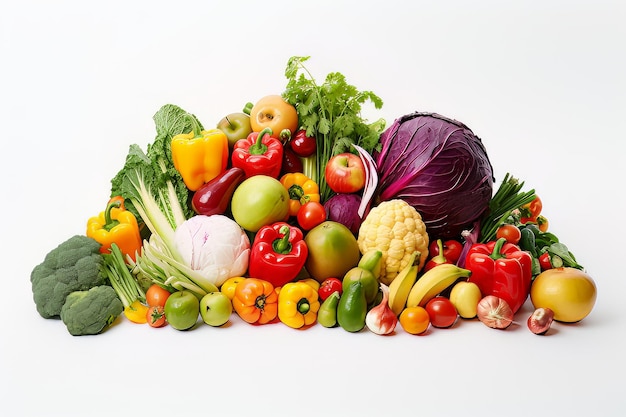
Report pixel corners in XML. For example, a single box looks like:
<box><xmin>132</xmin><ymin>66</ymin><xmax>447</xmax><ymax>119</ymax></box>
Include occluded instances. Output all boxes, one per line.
<box><xmin>248</xmin><ymin>222</ymin><xmax>308</xmax><ymax>288</ymax></box>
<box><xmin>231</xmin><ymin>127</ymin><xmax>284</xmax><ymax>178</ymax></box>
<box><xmin>465</xmin><ymin>238</ymin><xmax>532</xmax><ymax>314</ymax></box>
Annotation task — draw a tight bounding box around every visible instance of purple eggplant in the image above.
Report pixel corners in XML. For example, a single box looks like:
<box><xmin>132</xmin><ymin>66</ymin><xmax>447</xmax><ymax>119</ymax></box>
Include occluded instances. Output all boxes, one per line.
<box><xmin>191</xmin><ymin>167</ymin><xmax>246</xmax><ymax>216</ymax></box>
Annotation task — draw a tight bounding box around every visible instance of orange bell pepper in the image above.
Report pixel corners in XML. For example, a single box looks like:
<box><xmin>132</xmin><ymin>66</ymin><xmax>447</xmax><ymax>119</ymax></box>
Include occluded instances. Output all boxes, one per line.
<box><xmin>232</xmin><ymin>278</ymin><xmax>278</xmax><ymax>325</ymax></box>
<box><xmin>279</xmin><ymin>172</ymin><xmax>320</xmax><ymax>217</ymax></box>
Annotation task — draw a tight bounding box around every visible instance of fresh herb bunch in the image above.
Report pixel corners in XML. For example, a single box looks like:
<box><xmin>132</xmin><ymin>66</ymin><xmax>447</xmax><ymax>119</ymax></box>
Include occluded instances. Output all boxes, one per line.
<box><xmin>479</xmin><ymin>173</ymin><xmax>536</xmax><ymax>243</ymax></box>
<box><xmin>282</xmin><ymin>56</ymin><xmax>386</xmax><ymax>202</ymax></box>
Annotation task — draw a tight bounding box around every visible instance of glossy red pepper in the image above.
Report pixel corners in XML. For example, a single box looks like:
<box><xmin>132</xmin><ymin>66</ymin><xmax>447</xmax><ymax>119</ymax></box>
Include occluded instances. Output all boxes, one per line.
<box><xmin>290</xmin><ymin>129</ymin><xmax>317</xmax><ymax>157</ymax></box>
<box><xmin>539</xmin><ymin>252</ymin><xmax>553</xmax><ymax>270</ymax></box>
<box><xmin>427</xmin><ymin>239</ymin><xmax>462</xmax><ymax>268</ymax></box>
<box><xmin>424</xmin><ymin>239</ymin><xmax>450</xmax><ymax>271</ymax></box>
<box><xmin>465</xmin><ymin>238</ymin><xmax>532</xmax><ymax>314</ymax></box>
<box><xmin>231</xmin><ymin>127</ymin><xmax>283</xmax><ymax>179</ymax></box>
<box><xmin>248</xmin><ymin>222</ymin><xmax>308</xmax><ymax>288</ymax></box>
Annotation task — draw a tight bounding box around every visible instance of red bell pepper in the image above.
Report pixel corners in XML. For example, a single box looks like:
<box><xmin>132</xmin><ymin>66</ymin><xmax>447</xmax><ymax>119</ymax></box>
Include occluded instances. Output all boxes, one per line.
<box><xmin>248</xmin><ymin>222</ymin><xmax>308</xmax><ymax>288</ymax></box>
<box><xmin>465</xmin><ymin>238</ymin><xmax>532</xmax><ymax>314</ymax></box>
<box><xmin>231</xmin><ymin>127</ymin><xmax>283</xmax><ymax>178</ymax></box>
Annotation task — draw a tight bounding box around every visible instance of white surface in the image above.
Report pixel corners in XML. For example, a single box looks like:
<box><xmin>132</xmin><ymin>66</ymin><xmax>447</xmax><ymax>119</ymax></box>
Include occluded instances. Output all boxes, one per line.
<box><xmin>2</xmin><ymin>1</ymin><xmax>625</xmax><ymax>416</ymax></box>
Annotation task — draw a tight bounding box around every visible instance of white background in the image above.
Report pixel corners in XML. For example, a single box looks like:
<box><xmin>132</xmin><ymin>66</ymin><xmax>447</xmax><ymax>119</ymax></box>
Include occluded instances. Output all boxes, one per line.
<box><xmin>2</xmin><ymin>1</ymin><xmax>625</xmax><ymax>416</ymax></box>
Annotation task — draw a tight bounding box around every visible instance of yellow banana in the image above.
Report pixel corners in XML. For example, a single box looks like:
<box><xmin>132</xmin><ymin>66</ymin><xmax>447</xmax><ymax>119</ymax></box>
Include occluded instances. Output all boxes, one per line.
<box><xmin>387</xmin><ymin>252</ymin><xmax>419</xmax><ymax>316</ymax></box>
<box><xmin>358</xmin><ymin>249</ymin><xmax>383</xmax><ymax>279</ymax></box>
<box><xmin>406</xmin><ymin>263</ymin><xmax>472</xmax><ymax>308</ymax></box>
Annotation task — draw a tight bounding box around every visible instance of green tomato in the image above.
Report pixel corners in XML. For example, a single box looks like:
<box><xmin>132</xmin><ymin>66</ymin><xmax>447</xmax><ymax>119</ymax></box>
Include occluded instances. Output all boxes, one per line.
<box><xmin>164</xmin><ymin>290</ymin><xmax>200</xmax><ymax>331</ymax></box>
<box><xmin>231</xmin><ymin>175</ymin><xmax>290</xmax><ymax>232</ymax></box>
<box><xmin>305</xmin><ymin>221</ymin><xmax>361</xmax><ymax>283</ymax></box>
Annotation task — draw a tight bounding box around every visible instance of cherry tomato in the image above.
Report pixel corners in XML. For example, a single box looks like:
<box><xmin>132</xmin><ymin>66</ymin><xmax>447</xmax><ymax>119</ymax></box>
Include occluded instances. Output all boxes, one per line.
<box><xmin>496</xmin><ymin>224</ymin><xmax>522</xmax><ymax>245</ymax></box>
<box><xmin>424</xmin><ymin>297</ymin><xmax>458</xmax><ymax>328</ymax></box>
<box><xmin>297</xmin><ymin>201</ymin><xmax>326</xmax><ymax>231</ymax></box>
<box><xmin>399</xmin><ymin>306</ymin><xmax>430</xmax><ymax>335</ymax></box>
<box><xmin>146</xmin><ymin>284</ymin><xmax>172</xmax><ymax>308</ymax></box>
<box><xmin>291</xmin><ymin>130</ymin><xmax>317</xmax><ymax>157</ymax></box>
<box><xmin>318</xmin><ymin>277</ymin><xmax>343</xmax><ymax>301</ymax></box>
<box><xmin>146</xmin><ymin>306</ymin><xmax>167</xmax><ymax>328</ymax></box>
<box><xmin>249</xmin><ymin>95</ymin><xmax>299</xmax><ymax>138</ymax></box>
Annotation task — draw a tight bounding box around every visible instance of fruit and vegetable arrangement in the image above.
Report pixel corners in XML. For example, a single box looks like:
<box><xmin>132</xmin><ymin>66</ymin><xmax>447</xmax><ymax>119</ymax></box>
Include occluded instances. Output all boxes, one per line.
<box><xmin>30</xmin><ymin>56</ymin><xmax>597</xmax><ymax>336</ymax></box>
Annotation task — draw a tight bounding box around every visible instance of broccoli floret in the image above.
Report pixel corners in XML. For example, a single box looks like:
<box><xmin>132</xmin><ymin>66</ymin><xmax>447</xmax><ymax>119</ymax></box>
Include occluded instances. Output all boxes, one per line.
<box><xmin>31</xmin><ymin>235</ymin><xmax>106</xmax><ymax>318</ymax></box>
<box><xmin>60</xmin><ymin>285</ymin><xmax>123</xmax><ymax>336</ymax></box>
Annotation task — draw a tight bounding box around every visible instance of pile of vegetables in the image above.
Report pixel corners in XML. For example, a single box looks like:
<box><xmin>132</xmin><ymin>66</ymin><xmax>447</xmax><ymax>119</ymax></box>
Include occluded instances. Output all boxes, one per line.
<box><xmin>30</xmin><ymin>56</ymin><xmax>596</xmax><ymax>337</ymax></box>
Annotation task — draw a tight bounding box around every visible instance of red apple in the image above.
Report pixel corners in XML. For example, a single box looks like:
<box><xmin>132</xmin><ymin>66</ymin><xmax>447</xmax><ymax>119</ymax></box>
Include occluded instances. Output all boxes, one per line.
<box><xmin>325</xmin><ymin>153</ymin><xmax>366</xmax><ymax>193</ymax></box>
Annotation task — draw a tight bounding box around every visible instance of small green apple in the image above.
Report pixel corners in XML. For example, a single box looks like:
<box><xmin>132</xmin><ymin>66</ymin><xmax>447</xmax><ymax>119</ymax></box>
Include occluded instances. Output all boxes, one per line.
<box><xmin>217</xmin><ymin>112</ymin><xmax>253</xmax><ymax>150</ymax></box>
<box><xmin>200</xmin><ymin>292</ymin><xmax>233</xmax><ymax>327</ymax></box>
<box><xmin>164</xmin><ymin>290</ymin><xmax>200</xmax><ymax>331</ymax></box>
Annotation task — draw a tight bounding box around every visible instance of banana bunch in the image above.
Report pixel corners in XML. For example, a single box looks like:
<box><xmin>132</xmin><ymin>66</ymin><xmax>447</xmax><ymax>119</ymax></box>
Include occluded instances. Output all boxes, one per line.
<box><xmin>388</xmin><ymin>254</ymin><xmax>471</xmax><ymax>315</ymax></box>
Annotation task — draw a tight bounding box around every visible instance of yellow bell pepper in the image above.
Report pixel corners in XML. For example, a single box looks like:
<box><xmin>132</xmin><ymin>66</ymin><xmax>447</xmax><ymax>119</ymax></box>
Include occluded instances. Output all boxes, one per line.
<box><xmin>279</xmin><ymin>172</ymin><xmax>320</xmax><ymax>217</ymax></box>
<box><xmin>278</xmin><ymin>281</ymin><xmax>320</xmax><ymax>329</ymax></box>
<box><xmin>124</xmin><ymin>299</ymin><xmax>149</xmax><ymax>324</ymax></box>
<box><xmin>86</xmin><ymin>198</ymin><xmax>142</xmax><ymax>262</ymax></box>
<box><xmin>171</xmin><ymin>117</ymin><xmax>229</xmax><ymax>191</ymax></box>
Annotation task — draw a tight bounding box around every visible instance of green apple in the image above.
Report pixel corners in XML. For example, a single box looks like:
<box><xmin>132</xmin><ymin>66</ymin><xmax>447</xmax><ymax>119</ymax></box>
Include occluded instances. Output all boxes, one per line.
<box><xmin>164</xmin><ymin>290</ymin><xmax>200</xmax><ymax>331</ymax></box>
<box><xmin>217</xmin><ymin>112</ymin><xmax>253</xmax><ymax>150</ymax></box>
<box><xmin>200</xmin><ymin>292</ymin><xmax>233</xmax><ymax>327</ymax></box>
<box><xmin>231</xmin><ymin>175</ymin><xmax>290</xmax><ymax>232</ymax></box>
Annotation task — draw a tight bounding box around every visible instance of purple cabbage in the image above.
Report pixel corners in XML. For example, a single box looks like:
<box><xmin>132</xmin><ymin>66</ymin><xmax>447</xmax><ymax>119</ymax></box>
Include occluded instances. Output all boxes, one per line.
<box><xmin>323</xmin><ymin>193</ymin><xmax>363</xmax><ymax>235</ymax></box>
<box><xmin>373</xmin><ymin>112</ymin><xmax>494</xmax><ymax>240</ymax></box>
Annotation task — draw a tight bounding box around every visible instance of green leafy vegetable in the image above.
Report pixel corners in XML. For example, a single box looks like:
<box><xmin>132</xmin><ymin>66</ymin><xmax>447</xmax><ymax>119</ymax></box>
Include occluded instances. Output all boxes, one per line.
<box><xmin>109</xmin><ymin>104</ymin><xmax>220</xmax><ymax>297</ymax></box>
<box><xmin>282</xmin><ymin>56</ymin><xmax>385</xmax><ymax>202</ymax></box>
<box><xmin>110</xmin><ymin>104</ymin><xmax>200</xmax><ymax>229</ymax></box>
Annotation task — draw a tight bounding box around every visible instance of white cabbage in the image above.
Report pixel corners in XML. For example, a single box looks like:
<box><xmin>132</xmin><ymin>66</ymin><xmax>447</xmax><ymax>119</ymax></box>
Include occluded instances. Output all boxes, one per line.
<box><xmin>174</xmin><ymin>215</ymin><xmax>250</xmax><ymax>287</ymax></box>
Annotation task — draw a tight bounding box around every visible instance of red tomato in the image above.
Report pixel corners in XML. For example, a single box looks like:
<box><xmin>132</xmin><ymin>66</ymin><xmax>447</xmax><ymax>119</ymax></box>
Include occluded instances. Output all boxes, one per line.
<box><xmin>318</xmin><ymin>277</ymin><xmax>343</xmax><ymax>301</ymax></box>
<box><xmin>496</xmin><ymin>224</ymin><xmax>522</xmax><ymax>245</ymax></box>
<box><xmin>146</xmin><ymin>306</ymin><xmax>167</xmax><ymax>328</ymax></box>
<box><xmin>297</xmin><ymin>201</ymin><xmax>326</xmax><ymax>231</ymax></box>
<box><xmin>425</xmin><ymin>297</ymin><xmax>458</xmax><ymax>328</ymax></box>
<box><xmin>146</xmin><ymin>284</ymin><xmax>172</xmax><ymax>308</ymax></box>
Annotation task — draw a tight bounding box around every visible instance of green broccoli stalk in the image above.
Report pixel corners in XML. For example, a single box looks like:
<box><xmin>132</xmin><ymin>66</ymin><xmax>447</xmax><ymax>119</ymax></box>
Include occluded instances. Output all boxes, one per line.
<box><xmin>31</xmin><ymin>235</ymin><xmax>106</xmax><ymax>318</ymax></box>
<box><xmin>60</xmin><ymin>285</ymin><xmax>123</xmax><ymax>336</ymax></box>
